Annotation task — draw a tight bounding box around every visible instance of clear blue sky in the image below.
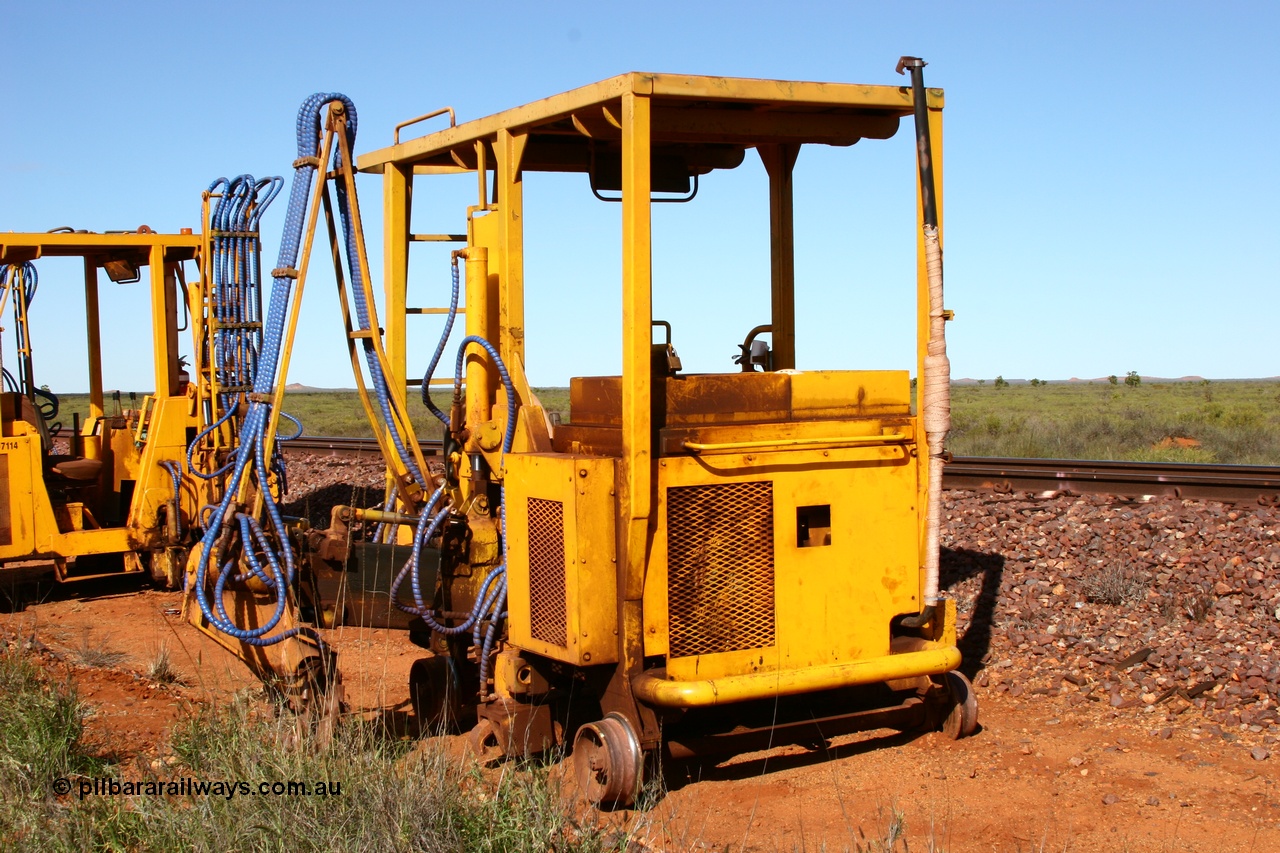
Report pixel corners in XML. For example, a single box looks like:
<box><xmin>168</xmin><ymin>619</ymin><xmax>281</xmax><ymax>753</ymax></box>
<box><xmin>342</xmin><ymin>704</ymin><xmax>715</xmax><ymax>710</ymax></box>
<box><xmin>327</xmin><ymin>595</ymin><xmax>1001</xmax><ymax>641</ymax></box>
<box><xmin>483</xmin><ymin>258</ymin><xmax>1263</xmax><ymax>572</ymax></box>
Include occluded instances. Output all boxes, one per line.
<box><xmin>4</xmin><ymin>1</ymin><xmax>1277</xmax><ymax>394</ymax></box>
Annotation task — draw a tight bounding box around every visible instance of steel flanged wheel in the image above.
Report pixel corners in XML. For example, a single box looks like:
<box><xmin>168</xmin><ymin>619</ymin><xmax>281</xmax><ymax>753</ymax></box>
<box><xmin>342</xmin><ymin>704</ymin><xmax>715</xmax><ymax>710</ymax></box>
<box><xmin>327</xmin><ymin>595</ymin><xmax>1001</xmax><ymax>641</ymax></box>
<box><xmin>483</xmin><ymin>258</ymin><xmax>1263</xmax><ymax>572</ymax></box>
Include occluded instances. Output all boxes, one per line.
<box><xmin>940</xmin><ymin>670</ymin><xmax>979</xmax><ymax>739</ymax></box>
<box><xmin>409</xmin><ymin>656</ymin><xmax>472</xmax><ymax>734</ymax></box>
<box><xmin>573</xmin><ymin>712</ymin><xmax>642</xmax><ymax>809</ymax></box>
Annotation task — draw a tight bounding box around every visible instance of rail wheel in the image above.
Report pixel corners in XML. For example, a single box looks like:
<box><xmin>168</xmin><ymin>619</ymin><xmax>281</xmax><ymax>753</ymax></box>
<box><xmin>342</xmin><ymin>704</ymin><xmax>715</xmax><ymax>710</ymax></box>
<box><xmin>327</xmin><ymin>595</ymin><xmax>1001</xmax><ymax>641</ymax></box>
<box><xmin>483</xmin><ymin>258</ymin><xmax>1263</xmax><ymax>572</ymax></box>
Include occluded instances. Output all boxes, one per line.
<box><xmin>573</xmin><ymin>712</ymin><xmax>643</xmax><ymax>809</ymax></box>
<box><xmin>939</xmin><ymin>670</ymin><xmax>978</xmax><ymax>739</ymax></box>
<box><xmin>409</xmin><ymin>656</ymin><xmax>472</xmax><ymax>734</ymax></box>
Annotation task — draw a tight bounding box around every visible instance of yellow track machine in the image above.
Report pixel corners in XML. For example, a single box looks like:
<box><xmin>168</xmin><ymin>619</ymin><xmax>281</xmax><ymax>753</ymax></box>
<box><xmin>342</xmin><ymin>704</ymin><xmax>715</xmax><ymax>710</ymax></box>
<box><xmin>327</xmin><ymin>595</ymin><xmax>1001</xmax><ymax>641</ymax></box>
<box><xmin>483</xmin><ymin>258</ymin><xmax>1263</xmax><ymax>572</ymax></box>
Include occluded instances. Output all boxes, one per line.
<box><xmin>307</xmin><ymin>58</ymin><xmax>977</xmax><ymax>806</ymax></box>
<box><xmin>0</xmin><ymin>229</ymin><xmax>202</xmax><ymax>589</ymax></box>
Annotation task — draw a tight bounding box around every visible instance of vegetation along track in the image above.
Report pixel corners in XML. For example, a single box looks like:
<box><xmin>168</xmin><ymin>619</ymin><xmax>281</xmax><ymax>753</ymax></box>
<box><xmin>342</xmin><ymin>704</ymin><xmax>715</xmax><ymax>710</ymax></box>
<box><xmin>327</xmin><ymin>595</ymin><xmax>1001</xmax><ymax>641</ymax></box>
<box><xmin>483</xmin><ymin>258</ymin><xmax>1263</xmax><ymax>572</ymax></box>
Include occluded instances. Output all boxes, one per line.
<box><xmin>284</xmin><ymin>436</ymin><xmax>1280</xmax><ymax>505</ymax></box>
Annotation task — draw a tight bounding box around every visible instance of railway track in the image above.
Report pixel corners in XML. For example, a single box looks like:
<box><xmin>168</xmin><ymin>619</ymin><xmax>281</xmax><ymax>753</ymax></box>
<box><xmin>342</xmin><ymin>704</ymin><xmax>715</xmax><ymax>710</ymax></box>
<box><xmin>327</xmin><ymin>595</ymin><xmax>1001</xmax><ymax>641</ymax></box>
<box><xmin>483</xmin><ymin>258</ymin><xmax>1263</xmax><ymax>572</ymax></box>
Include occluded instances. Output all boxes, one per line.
<box><xmin>282</xmin><ymin>436</ymin><xmax>1280</xmax><ymax>505</ymax></box>
<box><xmin>943</xmin><ymin>456</ymin><xmax>1280</xmax><ymax>506</ymax></box>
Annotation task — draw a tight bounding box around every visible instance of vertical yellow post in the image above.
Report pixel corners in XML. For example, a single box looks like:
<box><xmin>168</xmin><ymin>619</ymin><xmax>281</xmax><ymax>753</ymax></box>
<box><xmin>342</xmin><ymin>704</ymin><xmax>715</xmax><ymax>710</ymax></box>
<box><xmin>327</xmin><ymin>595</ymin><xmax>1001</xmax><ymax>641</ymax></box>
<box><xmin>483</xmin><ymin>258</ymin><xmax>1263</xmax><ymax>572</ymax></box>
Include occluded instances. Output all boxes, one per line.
<box><xmin>150</xmin><ymin>247</ymin><xmax>179</xmax><ymax>398</ymax></box>
<box><xmin>464</xmin><ymin>246</ymin><xmax>492</xmax><ymax>435</ymax></box>
<box><xmin>620</xmin><ymin>88</ymin><xmax>652</xmax><ymax>579</ymax></box>
<box><xmin>82</xmin><ymin>258</ymin><xmax>104</xmax><ymax>458</ymax></box>
<box><xmin>494</xmin><ymin>129</ymin><xmax>527</xmax><ymax>373</ymax></box>
<box><xmin>617</xmin><ymin>85</ymin><xmax>654</xmax><ymax>743</ymax></box>
<box><xmin>382</xmin><ymin>164</ymin><xmax>412</xmax><ymax>394</ymax></box>
<box><xmin>760</xmin><ymin>144</ymin><xmax>799</xmax><ymax>370</ymax></box>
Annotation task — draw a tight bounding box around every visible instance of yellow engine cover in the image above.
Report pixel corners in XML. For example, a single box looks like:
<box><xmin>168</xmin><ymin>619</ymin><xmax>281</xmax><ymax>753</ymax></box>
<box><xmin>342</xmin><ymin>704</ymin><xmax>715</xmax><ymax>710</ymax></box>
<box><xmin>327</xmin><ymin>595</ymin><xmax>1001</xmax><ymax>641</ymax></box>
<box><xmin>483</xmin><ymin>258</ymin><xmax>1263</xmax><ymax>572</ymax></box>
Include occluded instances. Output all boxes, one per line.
<box><xmin>645</xmin><ymin>441</ymin><xmax>921</xmax><ymax>682</ymax></box>
<box><xmin>503</xmin><ymin>453</ymin><xmax>618</xmax><ymax>666</ymax></box>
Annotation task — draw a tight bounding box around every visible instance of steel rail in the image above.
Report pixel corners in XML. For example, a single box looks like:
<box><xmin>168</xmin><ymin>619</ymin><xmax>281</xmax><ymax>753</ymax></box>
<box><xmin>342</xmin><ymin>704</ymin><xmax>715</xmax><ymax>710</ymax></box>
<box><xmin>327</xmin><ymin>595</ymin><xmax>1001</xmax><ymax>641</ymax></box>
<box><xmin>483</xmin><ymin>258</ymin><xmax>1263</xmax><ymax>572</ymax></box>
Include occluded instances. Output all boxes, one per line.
<box><xmin>942</xmin><ymin>456</ymin><xmax>1280</xmax><ymax>506</ymax></box>
<box><xmin>281</xmin><ymin>437</ymin><xmax>1280</xmax><ymax>505</ymax></box>
<box><xmin>281</xmin><ymin>435</ymin><xmax>435</xmax><ymax>458</ymax></box>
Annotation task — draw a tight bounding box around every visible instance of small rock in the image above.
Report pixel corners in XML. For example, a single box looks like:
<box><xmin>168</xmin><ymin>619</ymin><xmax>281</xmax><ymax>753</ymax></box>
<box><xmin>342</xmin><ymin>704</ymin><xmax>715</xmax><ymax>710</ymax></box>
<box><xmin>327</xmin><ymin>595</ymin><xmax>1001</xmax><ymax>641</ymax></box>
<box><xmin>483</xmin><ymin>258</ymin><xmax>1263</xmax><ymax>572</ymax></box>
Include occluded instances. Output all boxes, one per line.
<box><xmin>1252</xmin><ymin>747</ymin><xmax>1270</xmax><ymax>761</ymax></box>
<box><xmin>1146</xmin><ymin>796</ymin><xmax>1160</xmax><ymax>806</ymax></box>
<box><xmin>1159</xmin><ymin>727</ymin><xmax>1173</xmax><ymax>740</ymax></box>
<box><xmin>1068</xmin><ymin>756</ymin><xmax>1085</xmax><ymax>767</ymax></box>
<box><xmin>1103</xmin><ymin>793</ymin><xmax>1119</xmax><ymax>805</ymax></box>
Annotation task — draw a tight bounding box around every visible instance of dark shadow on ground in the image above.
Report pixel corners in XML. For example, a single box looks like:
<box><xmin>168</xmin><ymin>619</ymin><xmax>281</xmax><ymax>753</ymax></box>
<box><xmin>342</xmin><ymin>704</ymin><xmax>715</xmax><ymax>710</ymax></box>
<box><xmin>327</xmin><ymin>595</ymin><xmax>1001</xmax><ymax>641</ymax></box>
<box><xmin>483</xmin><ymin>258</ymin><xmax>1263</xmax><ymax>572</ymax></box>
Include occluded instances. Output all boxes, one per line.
<box><xmin>0</xmin><ymin>570</ymin><xmax>148</xmax><ymax>614</ymax></box>
<box><xmin>939</xmin><ymin>546</ymin><xmax>1006</xmax><ymax>680</ymax></box>
<box><xmin>662</xmin><ymin>727</ymin><xmax>926</xmax><ymax>794</ymax></box>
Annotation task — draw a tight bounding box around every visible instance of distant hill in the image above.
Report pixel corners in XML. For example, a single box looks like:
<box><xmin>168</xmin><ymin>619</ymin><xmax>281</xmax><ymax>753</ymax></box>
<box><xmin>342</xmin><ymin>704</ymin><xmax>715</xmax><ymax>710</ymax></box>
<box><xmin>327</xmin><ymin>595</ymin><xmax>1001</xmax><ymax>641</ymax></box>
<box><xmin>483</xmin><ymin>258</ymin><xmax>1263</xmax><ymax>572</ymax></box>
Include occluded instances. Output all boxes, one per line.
<box><xmin>955</xmin><ymin>376</ymin><xmax>1278</xmax><ymax>385</ymax></box>
<box><xmin>284</xmin><ymin>383</ymin><xmax>355</xmax><ymax>392</ymax></box>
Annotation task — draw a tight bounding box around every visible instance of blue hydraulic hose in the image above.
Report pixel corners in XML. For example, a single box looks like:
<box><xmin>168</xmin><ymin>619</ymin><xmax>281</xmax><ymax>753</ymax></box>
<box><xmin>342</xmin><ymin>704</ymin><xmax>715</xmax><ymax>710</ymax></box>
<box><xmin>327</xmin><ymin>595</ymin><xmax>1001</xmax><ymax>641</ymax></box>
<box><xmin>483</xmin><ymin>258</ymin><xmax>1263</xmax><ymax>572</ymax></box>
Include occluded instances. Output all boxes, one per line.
<box><xmin>3</xmin><ymin>263</ymin><xmax>39</xmax><ymax>397</ymax></box>
<box><xmin>452</xmin><ymin>336</ymin><xmax>518</xmax><ymax>457</ymax></box>
<box><xmin>374</xmin><ymin>484</ymin><xmax>399</xmax><ymax>544</ymax></box>
<box><xmin>475</xmin><ymin>487</ymin><xmax>509</xmax><ymax>690</ymax></box>
<box><xmin>186</xmin><ymin>408</ymin><xmax>237</xmax><ymax>479</ymax></box>
<box><xmin>396</xmin><ymin>333</ymin><xmax>517</xmax><ymax>599</ymax></box>
<box><xmin>387</xmin><ymin>331</ymin><xmax>517</xmax><ymax>661</ymax></box>
<box><xmin>159</xmin><ymin>460</ymin><xmax>184</xmax><ymax>539</ymax></box>
<box><xmin>420</xmin><ymin>258</ymin><xmax>461</xmax><ymax>426</ymax></box>
<box><xmin>446</xmin><ymin>339</ymin><xmax>517</xmax><ymax>691</ymax></box>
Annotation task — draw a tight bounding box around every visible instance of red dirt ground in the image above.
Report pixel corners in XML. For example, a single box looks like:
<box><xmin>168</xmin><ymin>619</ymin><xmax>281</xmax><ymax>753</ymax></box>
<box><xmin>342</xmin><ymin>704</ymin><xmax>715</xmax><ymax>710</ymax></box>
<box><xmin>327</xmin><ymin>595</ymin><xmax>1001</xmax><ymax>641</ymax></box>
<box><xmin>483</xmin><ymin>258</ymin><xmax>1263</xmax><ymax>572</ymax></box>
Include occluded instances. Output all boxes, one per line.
<box><xmin>4</xmin><ymin>584</ymin><xmax>1277</xmax><ymax>852</ymax></box>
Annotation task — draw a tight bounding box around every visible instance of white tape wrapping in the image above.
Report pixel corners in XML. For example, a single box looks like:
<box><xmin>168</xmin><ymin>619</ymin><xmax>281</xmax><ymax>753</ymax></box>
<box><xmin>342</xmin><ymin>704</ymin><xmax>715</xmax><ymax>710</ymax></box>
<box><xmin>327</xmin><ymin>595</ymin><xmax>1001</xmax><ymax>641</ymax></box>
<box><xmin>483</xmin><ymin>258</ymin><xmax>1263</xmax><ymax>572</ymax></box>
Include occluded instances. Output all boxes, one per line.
<box><xmin>921</xmin><ymin>225</ymin><xmax>948</xmax><ymax>608</ymax></box>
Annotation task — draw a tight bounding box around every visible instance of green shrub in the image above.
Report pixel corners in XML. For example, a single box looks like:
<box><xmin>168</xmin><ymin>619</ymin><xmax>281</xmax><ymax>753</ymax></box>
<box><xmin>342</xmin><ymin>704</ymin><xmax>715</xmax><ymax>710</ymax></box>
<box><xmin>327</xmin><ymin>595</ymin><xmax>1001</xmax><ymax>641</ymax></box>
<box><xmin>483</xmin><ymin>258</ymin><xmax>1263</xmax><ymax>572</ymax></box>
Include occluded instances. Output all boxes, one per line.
<box><xmin>0</xmin><ymin>647</ymin><xmax>111</xmax><ymax>850</ymax></box>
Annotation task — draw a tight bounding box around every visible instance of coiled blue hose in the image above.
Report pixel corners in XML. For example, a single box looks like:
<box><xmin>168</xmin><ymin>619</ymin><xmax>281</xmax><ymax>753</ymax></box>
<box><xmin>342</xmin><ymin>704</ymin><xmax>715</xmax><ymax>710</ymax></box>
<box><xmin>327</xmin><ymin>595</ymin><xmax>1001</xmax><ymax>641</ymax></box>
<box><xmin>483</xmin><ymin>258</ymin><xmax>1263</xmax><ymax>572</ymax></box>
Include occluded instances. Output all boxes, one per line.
<box><xmin>189</xmin><ymin>176</ymin><xmax>287</xmax><ymax>482</ymax></box>
<box><xmin>189</xmin><ymin>95</ymin><xmax>354</xmax><ymax>648</ymax></box>
<box><xmin>205</xmin><ymin>175</ymin><xmax>281</xmax><ymax>417</ymax></box>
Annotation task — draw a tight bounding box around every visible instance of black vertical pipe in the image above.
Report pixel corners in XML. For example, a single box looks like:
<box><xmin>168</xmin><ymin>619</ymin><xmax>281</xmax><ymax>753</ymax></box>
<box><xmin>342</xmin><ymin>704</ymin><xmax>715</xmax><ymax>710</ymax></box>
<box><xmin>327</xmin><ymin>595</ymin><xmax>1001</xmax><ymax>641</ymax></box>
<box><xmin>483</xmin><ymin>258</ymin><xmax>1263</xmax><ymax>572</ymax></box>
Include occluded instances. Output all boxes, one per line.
<box><xmin>896</xmin><ymin>56</ymin><xmax>938</xmax><ymax>230</ymax></box>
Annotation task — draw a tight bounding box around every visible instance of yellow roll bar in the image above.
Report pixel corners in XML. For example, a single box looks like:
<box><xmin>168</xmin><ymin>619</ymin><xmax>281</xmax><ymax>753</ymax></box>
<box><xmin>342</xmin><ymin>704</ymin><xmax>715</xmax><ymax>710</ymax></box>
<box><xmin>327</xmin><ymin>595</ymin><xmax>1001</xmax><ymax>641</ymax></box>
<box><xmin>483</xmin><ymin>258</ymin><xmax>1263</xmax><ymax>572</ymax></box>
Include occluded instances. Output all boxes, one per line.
<box><xmin>632</xmin><ymin>644</ymin><xmax>960</xmax><ymax>708</ymax></box>
<box><xmin>681</xmin><ymin>433</ymin><xmax>908</xmax><ymax>454</ymax></box>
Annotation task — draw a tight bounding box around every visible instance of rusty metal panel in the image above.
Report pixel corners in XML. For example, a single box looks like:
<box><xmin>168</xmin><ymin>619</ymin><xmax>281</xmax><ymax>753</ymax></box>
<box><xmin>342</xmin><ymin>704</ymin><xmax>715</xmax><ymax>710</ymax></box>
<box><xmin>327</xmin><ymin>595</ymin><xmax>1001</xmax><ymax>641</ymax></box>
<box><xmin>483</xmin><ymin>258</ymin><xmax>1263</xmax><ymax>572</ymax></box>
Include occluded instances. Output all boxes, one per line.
<box><xmin>666</xmin><ymin>481</ymin><xmax>775</xmax><ymax>657</ymax></box>
<box><xmin>663</xmin><ymin>374</ymin><xmax>790</xmax><ymax>425</ymax></box>
<box><xmin>569</xmin><ymin>376</ymin><xmax>623</xmax><ymax>426</ymax></box>
<box><xmin>527</xmin><ymin>497</ymin><xmax>567</xmax><ymax>648</ymax></box>
<box><xmin>0</xmin><ymin>454</ymin><xmax>10</xmax><ymax>547</ymax></box>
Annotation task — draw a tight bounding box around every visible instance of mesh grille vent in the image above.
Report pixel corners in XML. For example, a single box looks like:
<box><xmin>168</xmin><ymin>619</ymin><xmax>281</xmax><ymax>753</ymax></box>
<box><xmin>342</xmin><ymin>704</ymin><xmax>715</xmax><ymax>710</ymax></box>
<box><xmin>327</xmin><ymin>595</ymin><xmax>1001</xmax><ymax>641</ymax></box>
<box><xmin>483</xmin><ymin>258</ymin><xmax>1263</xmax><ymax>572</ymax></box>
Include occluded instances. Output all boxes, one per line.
<box><xmin>527</xmin><ymin>497</ymin><xmax>567</xmax><ymax>647</ymax></box>
<box><xmin>666</xmin><ymin>481</ymin><xmax>775</xmax><ymax>657</ymax></box>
